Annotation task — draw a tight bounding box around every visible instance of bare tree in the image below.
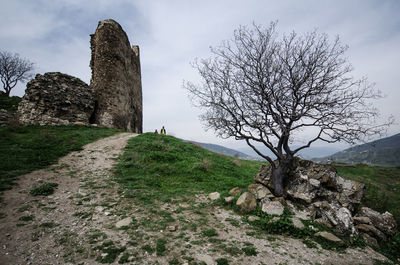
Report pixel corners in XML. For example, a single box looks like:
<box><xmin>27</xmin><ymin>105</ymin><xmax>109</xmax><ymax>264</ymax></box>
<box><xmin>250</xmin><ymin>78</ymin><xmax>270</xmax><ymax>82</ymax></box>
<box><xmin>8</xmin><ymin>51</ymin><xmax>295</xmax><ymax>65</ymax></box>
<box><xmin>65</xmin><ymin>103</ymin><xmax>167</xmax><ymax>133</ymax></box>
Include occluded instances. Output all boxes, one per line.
<box><xmin>184</xmin><ymin>22</ymin><xmax>392</xmax><ymax>196</ymax></box>
<box><xmin>0</xmin><ymin>50</ymin><xmax>34</xmax><ymax>96</ymax></box>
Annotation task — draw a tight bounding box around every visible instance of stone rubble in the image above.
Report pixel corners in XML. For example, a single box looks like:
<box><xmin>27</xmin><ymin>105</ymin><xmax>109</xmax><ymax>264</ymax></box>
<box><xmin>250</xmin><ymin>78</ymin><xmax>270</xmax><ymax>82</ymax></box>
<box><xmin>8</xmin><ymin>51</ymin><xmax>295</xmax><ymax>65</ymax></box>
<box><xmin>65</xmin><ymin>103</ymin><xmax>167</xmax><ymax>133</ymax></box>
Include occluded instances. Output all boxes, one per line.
<box><xmin>17</xmin><ymin>72</ymin><xmax>94</xmax><ymax>126</ymax></box>
<box><xmin>220</xmin><ymin>158</ymin><xmax>398</xmax><ymax>247</ymax></box>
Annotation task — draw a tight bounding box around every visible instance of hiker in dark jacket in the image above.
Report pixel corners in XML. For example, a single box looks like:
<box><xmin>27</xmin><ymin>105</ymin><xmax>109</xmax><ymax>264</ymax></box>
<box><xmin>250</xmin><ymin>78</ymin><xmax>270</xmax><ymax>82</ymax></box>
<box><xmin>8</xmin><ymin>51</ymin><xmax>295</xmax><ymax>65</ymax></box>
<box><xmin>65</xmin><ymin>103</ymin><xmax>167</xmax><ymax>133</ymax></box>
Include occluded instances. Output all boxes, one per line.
<box><xmin>161</xmin><ymin>126</ymin><xmax>166</xmax><ymax>135</ymax></box>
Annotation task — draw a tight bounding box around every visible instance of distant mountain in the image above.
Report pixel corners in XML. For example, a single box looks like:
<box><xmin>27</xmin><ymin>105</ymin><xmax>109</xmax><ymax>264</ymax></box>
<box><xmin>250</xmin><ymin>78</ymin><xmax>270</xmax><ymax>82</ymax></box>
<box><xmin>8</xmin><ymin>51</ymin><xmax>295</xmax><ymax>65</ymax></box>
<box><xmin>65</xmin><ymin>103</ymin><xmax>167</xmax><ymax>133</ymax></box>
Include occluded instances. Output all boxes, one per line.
<box><xmin>237</xmin><ymin>145</ymin><xmax>341</xmax><ymax>160</ymax></box>
<box><xmin>314</xmin><ymin>133</ymin><xmax>400</xmax><ymax>167</ymax></box>
<box><xmin>186</xmin><ymin>140</ymin><xmax>262</xmax><ymax>161</ymax></box>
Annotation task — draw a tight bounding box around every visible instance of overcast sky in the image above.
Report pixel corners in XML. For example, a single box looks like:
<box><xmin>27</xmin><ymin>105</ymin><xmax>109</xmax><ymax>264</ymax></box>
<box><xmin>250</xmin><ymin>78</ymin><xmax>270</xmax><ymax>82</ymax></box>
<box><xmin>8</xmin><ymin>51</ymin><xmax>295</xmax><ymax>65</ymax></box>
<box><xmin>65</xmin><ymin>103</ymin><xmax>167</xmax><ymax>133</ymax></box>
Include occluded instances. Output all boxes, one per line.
<box><xmin>1</xmin><ymin>0</ymin><xmax>399</xmax><ymax>151</ymax></box>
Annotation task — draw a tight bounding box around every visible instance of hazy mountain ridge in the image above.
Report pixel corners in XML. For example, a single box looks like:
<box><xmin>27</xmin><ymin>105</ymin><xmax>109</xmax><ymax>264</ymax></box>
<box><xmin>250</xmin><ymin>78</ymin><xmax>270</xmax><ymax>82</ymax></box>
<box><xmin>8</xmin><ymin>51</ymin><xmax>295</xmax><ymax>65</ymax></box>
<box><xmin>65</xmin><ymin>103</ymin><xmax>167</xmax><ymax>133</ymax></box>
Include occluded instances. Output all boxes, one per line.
<box><xmin>314</xmin><ymin>133</ymin><xmax>400</xmax><ymax>167</ymax></box>
<box><xmin>186</xmin><ymin>140</ymin><xmax>262</xmax><ymax>161</ymax></box>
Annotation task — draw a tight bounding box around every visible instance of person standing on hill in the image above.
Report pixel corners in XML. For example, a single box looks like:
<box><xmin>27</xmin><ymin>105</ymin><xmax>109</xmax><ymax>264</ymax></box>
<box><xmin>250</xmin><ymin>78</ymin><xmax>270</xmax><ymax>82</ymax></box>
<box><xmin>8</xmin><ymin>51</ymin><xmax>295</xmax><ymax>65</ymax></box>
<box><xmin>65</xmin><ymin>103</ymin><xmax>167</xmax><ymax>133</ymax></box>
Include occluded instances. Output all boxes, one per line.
<box><xmin>161</xmin><ymin>126</ymin><xmax>166</xmax><ymax>135</ymax></box>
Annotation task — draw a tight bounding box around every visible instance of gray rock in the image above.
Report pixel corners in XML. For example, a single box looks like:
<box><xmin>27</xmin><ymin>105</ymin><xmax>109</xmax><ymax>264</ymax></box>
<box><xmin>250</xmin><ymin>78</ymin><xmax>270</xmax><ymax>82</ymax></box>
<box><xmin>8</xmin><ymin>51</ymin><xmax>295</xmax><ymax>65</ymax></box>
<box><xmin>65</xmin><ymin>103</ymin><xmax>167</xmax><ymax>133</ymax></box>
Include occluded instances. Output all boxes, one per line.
<box><xmin>248</xmin><ymin>216</ymin><xmax>260</xmax><ymax>222</ymax></box>
<box><xmin>286</xmin><ymin>201</ymin><xmax>312</xmax><ymax>220</ymax></box>
<box><xmin>292</xmin><ymin>217</ymin><xmax>305</xmax><ymax>229</ymax></box>
<box><xmin>236</xmin><ymin>192</ymin><xmax>257</xmax><ymax>213</ymax></box>
<box><xmin>313</xmin><ymin>202</ymin><xmax>354</xmax><ymax>235</ymax></box>
<box><xmin>167</xmin><ymin>225</ymin><xmax>176</xmax><ymax>232</ymax></box>
<box><xmin>314</xmin><ymin>218</ymin><xmax>333</xmax><ymax>228</ymax></box>
<box><xmin>208</xmin><ymin>192</ymin><xmax>220</xmax><ymax>201</ymax></box>
<box><xmin>356</xmin><ymin>224</ymin><xmax>387</xmax><ymax>241</ymax></box>
<box><xmin>90</xmin><ymin>19</ymin><xmax>142</xmax><ymax>133</ymax></box>
<box><xmin>358</xmin><ymin>207</ymin><xmax>397</xmax><ymax>236</ymax></box>
<box><xmin>224</xmin><ymin>196</ymin><xmax>235</xmax><ymax>203</ymax></box>
<box><xmin>362</xmin><ymin>233</ymin><xmax>379</xmax><ymax>247</ymax></box>
<box><xmin>353</xmin><ymin>216</ymin><xmax>371</xmax><ymax>225</ymax></box>
<box><xmin>261</xmin><ymin>199</ymin><xmax>284</xmax><ymax>216</ymax></box>
<box><xmin>116</xmin><ymin>217</ymin><xmax>132</xmax><ymax>228</ymax></box>
<box><xmin>248</xmin><ymin>183</ymin><xmax>274</xmax><ymax>200</ymax></box>
<box><xmin>314</xmin><ymin>231</ymin><xmax>345</xmax><ymax>246</ymax></box>
<box><xmin>229</xmin><ymin>187</ymin><xmax>241</xmax><ymax>196</ymax></box>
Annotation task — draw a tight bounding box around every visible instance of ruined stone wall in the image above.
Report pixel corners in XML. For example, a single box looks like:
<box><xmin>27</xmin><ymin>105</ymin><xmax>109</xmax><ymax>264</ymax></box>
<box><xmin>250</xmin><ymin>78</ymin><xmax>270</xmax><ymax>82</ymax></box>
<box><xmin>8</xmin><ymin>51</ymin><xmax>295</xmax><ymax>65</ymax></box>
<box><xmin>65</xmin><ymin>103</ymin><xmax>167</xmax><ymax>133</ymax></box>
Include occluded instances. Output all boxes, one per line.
<box><xmin>17</xmin><ymin>72</ymin><xmax>94</xmax><ymax>125</ymax></box>
<box><xmin>90</xmin><ymin>19</ymin><xmax>142</xmax><ymax>133</ymax></box>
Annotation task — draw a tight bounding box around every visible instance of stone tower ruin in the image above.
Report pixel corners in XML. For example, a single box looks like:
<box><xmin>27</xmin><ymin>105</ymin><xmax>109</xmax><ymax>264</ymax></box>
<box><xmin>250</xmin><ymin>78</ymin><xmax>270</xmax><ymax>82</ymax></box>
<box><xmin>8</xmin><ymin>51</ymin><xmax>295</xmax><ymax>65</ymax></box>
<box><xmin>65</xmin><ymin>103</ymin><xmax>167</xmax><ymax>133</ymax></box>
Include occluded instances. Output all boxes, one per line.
<box><xmin>90</xmin><ymin>19</ymin><xmax>142</xmax><ymax>133</ymax></box>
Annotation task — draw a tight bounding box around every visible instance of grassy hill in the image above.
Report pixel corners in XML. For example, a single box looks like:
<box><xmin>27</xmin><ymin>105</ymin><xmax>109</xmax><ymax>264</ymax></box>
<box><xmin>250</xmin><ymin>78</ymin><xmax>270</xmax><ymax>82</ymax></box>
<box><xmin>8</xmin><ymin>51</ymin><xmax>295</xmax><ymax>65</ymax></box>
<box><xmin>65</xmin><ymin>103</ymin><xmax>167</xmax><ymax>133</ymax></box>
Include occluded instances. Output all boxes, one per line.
<box><xmin>1</xmin><ymin>128</ymin><xmax>399</xmax><ymax>262</ymax></box>
<box><xmin>115</xmin><ymin>134</ymin><xmax>400</xmax><ymax>262</ymax></box>
<box><xmin>115</xmin><ymin>133</ymin><xmax>263</xmax><ymax>204</ymax></box>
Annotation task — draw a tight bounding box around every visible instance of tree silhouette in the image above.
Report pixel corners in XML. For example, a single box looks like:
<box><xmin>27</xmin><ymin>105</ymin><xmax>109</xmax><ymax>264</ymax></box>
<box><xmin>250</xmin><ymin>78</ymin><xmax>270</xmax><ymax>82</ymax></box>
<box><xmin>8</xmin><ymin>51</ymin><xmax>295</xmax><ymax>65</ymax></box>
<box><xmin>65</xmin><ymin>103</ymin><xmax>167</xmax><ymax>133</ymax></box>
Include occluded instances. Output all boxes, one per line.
<box><xmin>184</xmin><ymin>22</ymin><xmax>392</xmax><ymax>196</ymax></box>
<box><xmin>0</xmin><ymin>50</ymin><xmax>34</xmax><ymax>96</ymax></box>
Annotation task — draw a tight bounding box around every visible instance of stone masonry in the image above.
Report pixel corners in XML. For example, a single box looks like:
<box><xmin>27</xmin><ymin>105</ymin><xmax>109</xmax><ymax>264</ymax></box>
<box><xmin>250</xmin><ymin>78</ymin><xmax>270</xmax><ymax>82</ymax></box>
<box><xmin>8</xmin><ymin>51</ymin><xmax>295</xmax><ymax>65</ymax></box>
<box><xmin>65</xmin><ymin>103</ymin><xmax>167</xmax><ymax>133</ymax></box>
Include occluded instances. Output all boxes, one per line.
<box><xmin>17</xmin><ymin>72</ymin><xmax>94</xmax><ymax>125</ymax></box>
<box><xmin>90</xmin><ymin>19</ymin><xmax>142</xmax><ymax>133</ymax></box>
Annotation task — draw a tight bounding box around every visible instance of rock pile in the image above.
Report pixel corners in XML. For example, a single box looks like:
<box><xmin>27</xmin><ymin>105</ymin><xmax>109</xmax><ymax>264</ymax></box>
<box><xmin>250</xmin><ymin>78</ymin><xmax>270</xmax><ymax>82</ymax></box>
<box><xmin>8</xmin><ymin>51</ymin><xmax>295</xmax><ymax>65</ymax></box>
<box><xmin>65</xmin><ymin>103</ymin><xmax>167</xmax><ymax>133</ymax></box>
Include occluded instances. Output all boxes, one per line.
<box><xmin>17</xmin><ymin>72</ymin><xmax>94</xmax><ymax>125</ymax></box>
<box><xmin>213</xmin><ymin>158</ymin><xmax>398</xmax><ymax>246</ymax></box>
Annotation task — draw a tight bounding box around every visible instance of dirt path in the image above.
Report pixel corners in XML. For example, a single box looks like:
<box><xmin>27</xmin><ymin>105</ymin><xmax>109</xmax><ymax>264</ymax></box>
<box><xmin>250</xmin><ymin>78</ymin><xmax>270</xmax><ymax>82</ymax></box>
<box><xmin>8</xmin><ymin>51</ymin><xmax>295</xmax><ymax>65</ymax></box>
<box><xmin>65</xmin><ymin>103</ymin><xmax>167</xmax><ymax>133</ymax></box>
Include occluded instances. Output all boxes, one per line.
<box><xmin>0</xmin><ymin>132</ymin><xmax>389</xmax><ymax>265</ymax></box>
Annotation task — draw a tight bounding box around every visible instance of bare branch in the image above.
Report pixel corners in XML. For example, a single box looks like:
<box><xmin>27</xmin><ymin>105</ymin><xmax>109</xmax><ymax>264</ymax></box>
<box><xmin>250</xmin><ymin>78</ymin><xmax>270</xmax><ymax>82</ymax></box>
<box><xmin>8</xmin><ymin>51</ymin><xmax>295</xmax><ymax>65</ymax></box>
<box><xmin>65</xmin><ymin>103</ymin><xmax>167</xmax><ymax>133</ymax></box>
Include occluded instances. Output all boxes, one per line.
<box><xmin>0</xmin><ymin>50</ymin><xmax>34</xmax><ymax>96</ymax></box>
<box><xmin>183</xmin><ymin>22</ymin><xmax>393</xmax><ymax>195</ymax></box>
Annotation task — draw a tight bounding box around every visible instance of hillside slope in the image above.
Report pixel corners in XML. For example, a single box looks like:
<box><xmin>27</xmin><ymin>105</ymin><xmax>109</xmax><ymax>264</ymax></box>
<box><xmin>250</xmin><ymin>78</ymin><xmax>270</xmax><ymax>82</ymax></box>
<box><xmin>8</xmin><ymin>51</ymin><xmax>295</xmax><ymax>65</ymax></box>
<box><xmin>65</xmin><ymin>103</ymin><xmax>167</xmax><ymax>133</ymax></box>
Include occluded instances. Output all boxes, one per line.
<box><xmin>315</xmin><ymin>133</ymin><xmax>400</xmax><ymax>167</ymax></box>
<box><xmin>186</xmin><ymin>140</ymin><xmax>261</xmax><ymax>160</ymax></box>
<box><xmin>0</xmin><ymin>132</ymin><xmax>396</xmax><ymax>264</ymax></box>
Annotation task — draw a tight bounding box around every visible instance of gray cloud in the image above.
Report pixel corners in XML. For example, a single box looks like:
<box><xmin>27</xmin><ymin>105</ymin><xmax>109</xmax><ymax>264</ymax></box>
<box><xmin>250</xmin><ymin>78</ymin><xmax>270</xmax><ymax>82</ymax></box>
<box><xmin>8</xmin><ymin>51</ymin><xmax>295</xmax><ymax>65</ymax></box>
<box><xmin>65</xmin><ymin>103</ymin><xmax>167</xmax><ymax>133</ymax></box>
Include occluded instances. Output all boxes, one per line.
<box><xmin>1</xmin><ymin>0</ymin><xmax>398</xmax><ymax>150</ymax></box>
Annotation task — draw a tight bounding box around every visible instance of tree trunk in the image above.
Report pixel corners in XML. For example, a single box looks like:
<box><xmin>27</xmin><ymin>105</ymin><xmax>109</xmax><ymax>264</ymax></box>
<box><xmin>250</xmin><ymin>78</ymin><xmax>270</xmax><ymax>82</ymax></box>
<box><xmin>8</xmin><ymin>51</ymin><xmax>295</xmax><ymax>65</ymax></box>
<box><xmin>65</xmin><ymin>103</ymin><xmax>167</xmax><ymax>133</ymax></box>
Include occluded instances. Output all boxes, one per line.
<box><xmin>271</xmin><ymin>157</ymin><xmax>292</xmax><ymax>197</ymax></box>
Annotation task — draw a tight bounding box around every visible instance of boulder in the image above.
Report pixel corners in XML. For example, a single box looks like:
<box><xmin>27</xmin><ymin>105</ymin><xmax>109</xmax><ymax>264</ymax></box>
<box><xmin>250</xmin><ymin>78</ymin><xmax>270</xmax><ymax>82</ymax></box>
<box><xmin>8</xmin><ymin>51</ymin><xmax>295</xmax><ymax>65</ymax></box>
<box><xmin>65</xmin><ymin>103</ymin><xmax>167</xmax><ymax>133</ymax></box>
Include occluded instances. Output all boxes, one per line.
<box><xmin>18</xmin><ymin>72</ymin><xmax>94</xmax><ymax>125</ymax></box>
<box><xmin>116</xmin><ymin>217</ymin><xmax>132</xmax><ymax>228</ymax></box>
<box><xmin>356</xmin><ymin>224</ymin><xmax>387</xmax><ymax>241</ymax></box>
<box><xmin>286</xmin><ymin>176</ymin><xmax>317</xmax><ymax>204</ymax></box>
<box><xmin>248</xmin><ymin>183</ymin><xmax>274</xmax><ymax>200</ymax></box>
<box><xmin>353</xmin><ymin>216</ymin><xmax>371</xmax><ymax>225</ymax></box>
<box><xmin>357</xmin><ymin>207</ymin><xmax>397</xmax><ymax>236</ymax></box>
<box><xmin>229</xmin><ymin>187</ymin><xmax>241</xmax><ymax>196</ymax></box>
<box><xmin>261</xmin><ymin>199</ymin><xmax>284</xmax><ymax>216</ymax></box>
<box><xmin>90</xmin><ymin>19</ymin><xmax>142</xmax><ymax>133</ymax></box>
<box><xmin>254</xmin><ymin>164</ymin><xmax>274</xmax><ymax>189</ymax></box>
<box><xmin>286</xmin><ymin>201</ymin><xmax>313</xmax><ymax>220</ymax></box>
<box><xmin>292</xmin><ymin>217</ymin><xmax>305</xmax><ymax>229</ymax></box>
<box><xmin>224</xmin><ymin>196</ymin><xmax>235</xmax><ymax>203</ymax></box>
<box><xmin>313</xmin><ymin>202</ymin><xmax>354</xmax><ymax>235</ymax></box>
<box><xmin>314</xmin><ymin>218</ymin><xmax>333</xmax><ymax>228</ymax></box>
<box><xmin>362</xmin><ymin>233</ymin><xmax>379</xmax><ymax>247</ymax></box>
<box><xmin>248</xmin><ymin>216</ymin><xmax>260</xmax><ymax>222</ymax></box>
<box><xmin>314</xmin><ymin>231</ymin><xmax>345</xmax><ymax>246</ymax></box>
<box><xmin>208</xmin><ymin>192</ymin><xmax>220</xmax><ymax>201</ymax></box>
<box><xmin>236</xmin><ymin>192</ymin><xmax>257</xmax><ymax>213</ymax></box>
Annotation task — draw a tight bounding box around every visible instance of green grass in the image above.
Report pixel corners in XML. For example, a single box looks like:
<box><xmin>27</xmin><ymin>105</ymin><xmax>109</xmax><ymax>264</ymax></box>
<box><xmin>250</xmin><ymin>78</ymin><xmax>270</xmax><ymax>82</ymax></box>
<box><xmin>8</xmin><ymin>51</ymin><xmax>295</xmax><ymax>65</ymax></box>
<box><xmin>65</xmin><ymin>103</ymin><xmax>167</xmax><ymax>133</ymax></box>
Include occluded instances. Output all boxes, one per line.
<box><xmin>115</xmin><ymin>133</ymin><xmax>263</xmax><ymax>204</ymax></box>
<box><xmin>30</xmin><ymin>182</ymin><xmax>58</xmax><ymax>196</ymax></box>
<box><xmin>0</xmin><ymin>93</ymin><xmax>21</xmax><ymax>112</ymax></box>
<box><xmin>335</xmin><ymin>164</ymin><xmax>400</xmax><ymax>224</ymax></box>
<box><xmin>0</xmin><ymin>125</ymin><xmax>120</xmax><ymax>196</ymax></box>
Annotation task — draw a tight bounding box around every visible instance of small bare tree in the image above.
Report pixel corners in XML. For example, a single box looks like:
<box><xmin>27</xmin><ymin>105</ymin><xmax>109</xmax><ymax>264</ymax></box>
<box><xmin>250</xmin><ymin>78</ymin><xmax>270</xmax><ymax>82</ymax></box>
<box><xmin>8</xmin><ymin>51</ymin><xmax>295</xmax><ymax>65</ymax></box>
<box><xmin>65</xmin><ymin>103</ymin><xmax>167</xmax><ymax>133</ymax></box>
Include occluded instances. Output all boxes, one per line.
<box><xmin>0</xmin><ymin>50</ymin><xmax>34</xmax><ymax>96</ymax></box>
<box><xmin>184</xmin><ymin>22</ymin><xmax>392</xmax><ymax>196</ymax></box>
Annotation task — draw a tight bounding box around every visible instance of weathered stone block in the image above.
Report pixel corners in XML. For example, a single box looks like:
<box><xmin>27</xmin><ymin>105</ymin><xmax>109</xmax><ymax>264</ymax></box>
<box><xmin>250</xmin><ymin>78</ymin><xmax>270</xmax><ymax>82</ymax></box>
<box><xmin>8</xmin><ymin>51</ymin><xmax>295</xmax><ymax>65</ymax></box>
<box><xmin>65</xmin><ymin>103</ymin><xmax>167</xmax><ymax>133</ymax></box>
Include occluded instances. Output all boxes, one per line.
<box><xmin>236</xmin><ymin>192</ymin><xmax>257</xmax><ymax>213</ymax></box>
<box><xmin>90</xmin><ymin>19</ymin><xmax>142</xmax><ymax>133</ymax></box>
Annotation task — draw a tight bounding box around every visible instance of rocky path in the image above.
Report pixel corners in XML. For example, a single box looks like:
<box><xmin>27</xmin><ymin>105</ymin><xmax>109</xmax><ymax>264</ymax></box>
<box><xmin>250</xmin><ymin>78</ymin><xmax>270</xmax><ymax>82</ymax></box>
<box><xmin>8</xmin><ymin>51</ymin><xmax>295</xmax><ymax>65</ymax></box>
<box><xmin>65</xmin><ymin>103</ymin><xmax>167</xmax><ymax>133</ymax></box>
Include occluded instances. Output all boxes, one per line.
<box><xmin>0</xmin><ymin>132</ymin><xmax>136</xmax><ymax>264</ymax></box>
<box><xmin>0</xmin><ymin>133</ymin><xmax>389</xmax><ymax>265</ymax></box>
